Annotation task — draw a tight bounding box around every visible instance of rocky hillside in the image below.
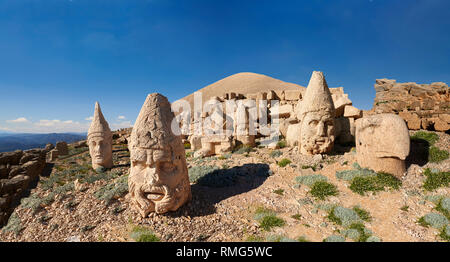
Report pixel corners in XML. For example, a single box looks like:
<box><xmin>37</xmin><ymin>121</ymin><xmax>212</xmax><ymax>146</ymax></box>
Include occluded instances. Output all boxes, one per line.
<box><xmin>1</xmin><ymin>130</ymin><xmax>448</xmax><ymax>242</ymax></box>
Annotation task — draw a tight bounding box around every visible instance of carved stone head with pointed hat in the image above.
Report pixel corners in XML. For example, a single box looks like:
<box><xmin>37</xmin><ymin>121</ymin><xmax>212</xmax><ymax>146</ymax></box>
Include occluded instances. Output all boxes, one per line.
<box><xmin>128</xmin><ymin>93</ymin><xmax>191</xmax><ymax>217</ymax></box>
<box><xmin>299</xmin><ymin>71</ymin><xmax>336</xmax><ymax>155</ymax></box>
<box><xmin>87</xmin><ymin>102</ymin><xmax>113</xmax><ymax>169</ymax></box>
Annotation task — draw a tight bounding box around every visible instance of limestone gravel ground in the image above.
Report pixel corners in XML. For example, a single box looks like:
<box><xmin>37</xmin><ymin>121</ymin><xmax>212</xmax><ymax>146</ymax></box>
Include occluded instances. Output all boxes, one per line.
<box><xmin>0</xmin><ymin>131</ymin><xmax>449</xmax><ymax>242</ymax></box>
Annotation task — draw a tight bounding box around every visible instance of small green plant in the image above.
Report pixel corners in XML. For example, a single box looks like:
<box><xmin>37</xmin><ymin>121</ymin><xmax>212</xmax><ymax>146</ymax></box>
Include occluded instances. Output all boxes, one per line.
<box><xmin>428</xmin><ymin>146</ymin><xmax>449</xmax><ymax>163</ymax></box>
<box><xmin>439</xmin><ymin>226</ymin><xmax>450</xmax><ymax>241</ymax></box>
<box><xmin>291</xmin><ymin>214</ymin><xmax>302</xmax><ymax>220</ymax></box>
<box><xmin>418</xmin><ymin>213</ymin><xmax>449</xmax><ymax>229</ymax></box>
<box><xmin>259</xmin><ymin>216</ymin><xmax>286</xmax><ymax>231</ymax></box>
<box><xmin>423</xmin><ymin>168</ymin><xmax>450</xmax><ymax>191</ymax></box>
<box><xmin>185</xmin><ymin>151</ymin><xmax>192</xmax><ymax>158</ymax></box>
<box><xmin>352</xmin><ymin>206</ymin><xmax>372</xmax><ymax>222</ymax></box>
<box><xmin>400</xmin><ymin>205</ymin><xmax>409</xmax><ymax>212</ymax></box>
<box><xmin>184</xmin><ymin>142</ymin><xmax>191</xmax><ymax>149</ymax></box>
<box><xmin>273</xmin><ymin>189</ymin><xmax>284</xmax><ymax>195</ymax></box>
<box><xmin>129</xmin><ymin>225</ymin><xmax>160</xmax><ymax>242</ymax></box>
<box><xmin>295</xmin><ymin>174</ymin><xmax>327</xmax><ymax>186</ymax></box>
<box><xmin>278</xmin><ymin>158</ymin><xmax>291</xmax><ymax>167</ymax></box>
<box><xmin>309</xmin><ymin>181</ymin><xmax>338</xmax><ymax>200</ymax></box>
<box><xmin>245</xmin><ymin>235</ymin><xmax>264</xmax><ymax>242</ymax></box>
<box><xmin>297</xmin><ymin>236</ymin><xmax>309</xmax><ymax>242</ymax></box>
<box><xmin>411</xmin><ymin>131</ymin><xmax>439</xmax><ymax>145</ymax></box>
<box><xmin>2</xmin><ymin>212</ymin><xmax>23</xmax><ymax>235</ymax></box>
<box><xmin>349</xmin><ymin>172</ymin><xmax>401</xmax><ymax>195</ymax></box>
<box><xmin>233</xmin><ymin>144</ymin><xmax>254</xmax><ymax>154</ymax></box>
<box><xmin>277</xmin><ymin>140</ymin><xmax>287</xmax><ymax>149</ymax></box>
<box><xmin>302</xmin><ymin>164</ymin><xmax>318</xmax><ymax>171</ymax></box>
<box><xmin>94</xmin><ymin>175</ymin><xmax>129</xmax><ymax>205</ymax></box>
<box><xmin>348</xmin><ymin>222</ymin><xmax>372</xmax><ymax>242</ymax></box>
<box><xmin>270</xmin><ymin>150</ymin><xmax>282</xmax><ymax>158</ymax></box>
<box><xmin>253</xmin><ymin>207</ymin><xmax>285</xmax><ymax>231</ymax></box>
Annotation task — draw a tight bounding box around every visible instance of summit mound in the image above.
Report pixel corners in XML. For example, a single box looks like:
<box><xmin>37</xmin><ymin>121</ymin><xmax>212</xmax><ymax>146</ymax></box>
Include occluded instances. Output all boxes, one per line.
<box><xmin>178</xmin><ymin>72</ymin><xmax>305</xmax><ymax>108</ymax></box>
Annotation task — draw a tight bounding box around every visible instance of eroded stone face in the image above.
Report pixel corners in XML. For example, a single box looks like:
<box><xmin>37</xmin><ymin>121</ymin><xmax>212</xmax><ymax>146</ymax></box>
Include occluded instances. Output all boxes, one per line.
<box><xmin>300</xmin><ymin>111</ymin><xmax>335</xmax><ymax>155</ymax></box>
<box><xmin>299</xmin><ymin>71</ymin><xmax>336</xmax><ymax>155</ymax></box>
<box><xmin>355</xmin><ymin>114</ymin><xmax>410</xmax><ymax>178</ymax></box>
<box><xmin>129</xmin><ymin>147</ymin><xmax>191</xmax><ymax>216</ymax></box>
<box><xmin>88</xmin><ymin>135</ymin><xmax>112</xmax><ymax>169</ymax></box>
<box><xmin>87</xmin><ymin>102</ymin><xmax>113</xmax><ymax>169</ymax></box>
<box><xmin>128</xmin><ymin>93</ymin><xmax>191</xmax><ymax>217</ymax></box>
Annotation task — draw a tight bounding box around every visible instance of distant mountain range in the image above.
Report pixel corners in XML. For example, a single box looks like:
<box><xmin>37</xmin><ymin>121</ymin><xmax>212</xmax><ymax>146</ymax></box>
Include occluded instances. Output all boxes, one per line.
<box><xmin>0</xmin><ymin>133</ymin><xmax>87</xmax><ymax>152</ymax></box>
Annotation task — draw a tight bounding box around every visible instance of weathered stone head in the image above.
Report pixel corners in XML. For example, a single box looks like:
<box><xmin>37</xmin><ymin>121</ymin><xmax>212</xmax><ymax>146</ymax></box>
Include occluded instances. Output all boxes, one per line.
<box><xmin>128</xmin><ymin>93</ymin><xmax>191</xmax><ymax>217</ymax></box>
<box><xmin>299</xmin><ymin>71</ymin><xmax>336</xmax><ymax>155</ymax></box>
<box><xmin>87</xmin><ymin>102</ymin><xmax>113</xmax><ymax>170</ymax></box>
<box><xmin>355</xmin><ymin>114</ymin><xmax>410</xmax><ymax>178</ymax></box>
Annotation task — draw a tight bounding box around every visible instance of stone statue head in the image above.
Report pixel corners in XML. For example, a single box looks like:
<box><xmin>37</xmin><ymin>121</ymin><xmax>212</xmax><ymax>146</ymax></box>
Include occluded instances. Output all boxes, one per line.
<box><xmin>355</xmin><ymin>114</ymin><xmax>410</xmax><ymax>178</ymax></box>
<box><xmin>87</xmin><ymin>102</ymin><xmax>113</xmax><ymax>169</ymax></box>
<box><xmin>128</xmin><ymin>93</ymin><xmax>191</xmax><ymax>217</ymax></box>
<box><xmin>299</xmin><ymin>71</ymin><xmax>336</xmax><ymax>155</ymax></box>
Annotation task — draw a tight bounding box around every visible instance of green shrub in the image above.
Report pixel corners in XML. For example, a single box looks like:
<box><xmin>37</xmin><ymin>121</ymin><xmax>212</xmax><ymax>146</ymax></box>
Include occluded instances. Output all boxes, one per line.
<box><xmin>309</xmin><ymin>181</ymin><xmax>339</xmax><ymax>200</ymax></box>
<box><xmin>297</xmin><ymin>236</ymin><xmax>309</xmax><ymax>242</ymax></box>
<box><xmin>273</xmin><ymin>189</ymin><xmax>284</xmax><ymax>195</ymax></box>
<box><xmin>129</xmin><ymin>225</ymin><xmax>160</xmax><ymax>242</ymax></box>
<box><xmin>428</xmin><ymin>146</ymin><xmax>449</xmax><ymax>163</ymax></box>
<box><xmin>349</xmin><ymin>172</ymin><xmax>401</xmax><ymax>195</ymax></box>
<box><xmin>291</xmin><ymin>214</ymin><xmax>302</xmax><ymax>220</ymax></box>
<box><xmin>270</xmin><ymin>150</ymin><xmax>282</xmax><ymax>158</ymax></box>
<box><xmin>184</xmin><ymin>142</ymin><xmax>191</xmax><ymax>149</ymax></box>
<box><xmin>253</xmin><ymin>207</ymin><xmax>285</xmax><ymax>231</ymax></box>
<box><xmin>400</xmin><ymin>205</ymin><xmax>409</xmax><ymax>212</ymax></box>
<box><xmin>436</xmin><ymin>197</ymin><xmax>450</xmax><ymax>220</ymax></box>
<box><xmin>233</xmin><ymin>144</ymin><xmax>254</xmax><ymax>154</ymax></box>
<box><xmin>94</xmin><ymin>175</ymin><xmax>129</xmax><ymax>205</ymax></box>
<box><xmin>245</xmin><ymin>235</ymin><xmax>264</xmax><ymax>242</ymax></box>
<box><xmin>323</xmin><ymin>235</ymin><xmax>345</xmax><ymax>242</ymax></box>
<box><xmin>2</xmin><ymin>212</ymin><xmax>23</xmax><ymax>235</ymax></box>
<box><xmin>295</xmin><ymin>174</ymin><xmax>328</xmax><ymax>186</ymax></box>
<box><xmin>218</xmin><ymin>153</ymin><xmax>232</xmax><ymax>160</ymax></box>
<box><xmin>423</xmin><ymin>168</ymin><xmax>450</xmax><ymax>191</ymax></box>
<box><xmin>418</xmin><ymin>213</ymin><xmax>449</xmax><ymax>230</ymax></box>
<box><xmin>352</xmin><ymin>206</ymin><xmax>372</xmax><ymax>222</ymax></box>
<box><xmin>328</xmin><ymin>206</ymin><xmax>362</xmax><ymax>227</ymax></box>
<box><xmin>348</xmin><ymin>223</ymin><xmax>372</xmax><ymax>242</ymax></box>
<box><xmin>301</xmin><ymin>164</ymin><xmax>318</xmax><ymax>171</ymax></box>
<box><xmin>259</xmin><ymin>215</ymin><xmax>286</xmax><ymax>231</ymax></box>
<box><xmin>439</xmin><ymin>225</ymin><xmax>450</xmax><ymax>241</ymax></box>
<box><xmin>411</xmin><ymin>131</ymin><xmax>439</xmax><ymax>145</ymax></box>
<box><xmin>278</xmin><ymin>158</ymin><xmax>291</xmax><ymax>167</ymax></box>
<box><xmin>265</xmin><ymin>234</ymin><xmax>295</xmax><ymax>242</ymax></box>
<box><xmin>188</xmin><ymin>165</ymin><xmax>220</xmax><ymax>183</ymax></box>
<box><xmin>277</xmin><ymin>140</ymin><xmax>287</xmax><ymax>149</ymax></box>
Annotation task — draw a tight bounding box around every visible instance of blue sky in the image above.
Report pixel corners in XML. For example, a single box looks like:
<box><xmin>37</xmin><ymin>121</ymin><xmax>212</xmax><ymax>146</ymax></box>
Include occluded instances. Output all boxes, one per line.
<box><xmin>0</xmin><ymin>0</ymin><xmax>449</xmax><ymax>133</ymax></box>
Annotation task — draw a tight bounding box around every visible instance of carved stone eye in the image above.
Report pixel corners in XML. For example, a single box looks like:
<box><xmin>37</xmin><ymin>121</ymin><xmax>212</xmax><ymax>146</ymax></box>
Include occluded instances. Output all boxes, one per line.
<box><xmin>309</xmin><ymin>120</ymin><xmax>319</xmax><ymax>126</ymax></box>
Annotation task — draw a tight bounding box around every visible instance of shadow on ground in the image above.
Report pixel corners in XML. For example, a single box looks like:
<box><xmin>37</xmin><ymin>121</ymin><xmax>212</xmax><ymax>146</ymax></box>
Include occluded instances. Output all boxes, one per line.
<box><xmin>406</xmin><ymin>138</ymin><xmax>430</xmax><ymax>168</ymax></box>
<box><xmin>165</xmin><ymin>163</ymin><xmax>270</xmax><ymax>218</ymax></box>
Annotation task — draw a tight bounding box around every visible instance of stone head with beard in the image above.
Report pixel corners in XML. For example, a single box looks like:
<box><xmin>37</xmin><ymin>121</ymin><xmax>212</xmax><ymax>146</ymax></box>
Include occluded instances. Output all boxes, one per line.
<box><xmin>299</xmin><ymin>71</ymin><xmax>336</xmax><ymax>155</ymax></box>
<box><xmin>128</xmin><ymin>93</ymin><xmax>191</xmax><ymax>217</ymax></box>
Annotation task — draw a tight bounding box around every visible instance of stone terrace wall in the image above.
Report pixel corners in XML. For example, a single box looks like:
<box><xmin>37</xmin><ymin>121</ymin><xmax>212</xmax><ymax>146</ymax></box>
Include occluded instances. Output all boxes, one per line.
<box><xmin>0</xmin><ymin>149</ymin><xmax>47</xmax><ymax>226</ymax></box>
<box><xmin>370</xmin><ymin>79</ymin><xmax>450</xmax><ymax>131</ymax></box>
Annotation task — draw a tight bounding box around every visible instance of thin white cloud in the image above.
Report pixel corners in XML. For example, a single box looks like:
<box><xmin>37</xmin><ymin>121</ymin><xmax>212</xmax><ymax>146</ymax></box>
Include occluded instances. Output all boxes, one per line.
<box><xmin>85</xmin><ymin>116</ymin><xmax>94</xmax><ymax>121</ymax></box>
<box><xmin>36</xmin><ymin>119</ymin><xmax>61</xmax><ymax>127</ymax></box>
<box><xmin>7</xmin><ymin>117</ymin><xmax>29</xmax><ymax>123</ymax></box>
<box><xmin>118</xmin><ymin>115</ymin><xmax>126</xmax><ymax>120</ymax></box>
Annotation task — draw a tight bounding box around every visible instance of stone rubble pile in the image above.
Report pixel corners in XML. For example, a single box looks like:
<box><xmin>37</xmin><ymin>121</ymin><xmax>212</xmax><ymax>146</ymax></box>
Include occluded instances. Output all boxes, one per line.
<box><xmin>370</xmin><ymin>79</ymin><xmax>450</xmax><ymax>131</ymax></box>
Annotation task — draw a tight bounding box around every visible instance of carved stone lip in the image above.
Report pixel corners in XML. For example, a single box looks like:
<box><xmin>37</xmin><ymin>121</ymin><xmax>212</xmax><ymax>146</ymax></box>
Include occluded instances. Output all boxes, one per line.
<box><xmin>147</xmin><ymin>193</ymin><xmax>164</xmax><ymax>201</ymax></box>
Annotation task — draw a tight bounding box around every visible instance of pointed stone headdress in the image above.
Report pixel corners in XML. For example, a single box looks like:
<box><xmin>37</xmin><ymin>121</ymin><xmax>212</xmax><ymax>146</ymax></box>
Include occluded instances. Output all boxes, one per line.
<box><xmin>299</xmin><ymin>71</ymin><xmax>335</xmax><ymax>118</ymax></box>
<box><xmin>87</xmin><ymin>102</ymin><xmax>112</xmax><ymax>139</ymax></box>
<box><xmin>129</xmin><ymin>93</ymin><xmax>180</xmax><ymax>150</ymax></box>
